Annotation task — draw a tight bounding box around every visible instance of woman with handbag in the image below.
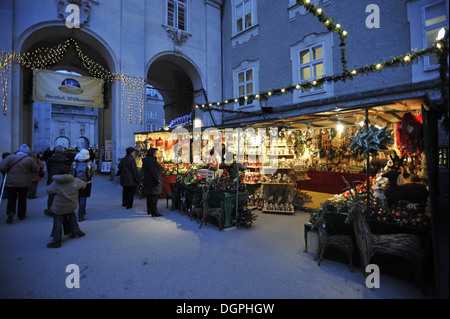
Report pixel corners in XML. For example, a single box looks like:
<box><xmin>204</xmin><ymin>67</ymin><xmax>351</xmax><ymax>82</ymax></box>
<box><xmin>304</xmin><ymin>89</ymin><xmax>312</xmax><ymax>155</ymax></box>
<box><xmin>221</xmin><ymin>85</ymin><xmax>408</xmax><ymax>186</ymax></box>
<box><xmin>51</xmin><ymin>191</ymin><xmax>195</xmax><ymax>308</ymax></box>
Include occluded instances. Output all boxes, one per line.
<box><xmin>28</xmin><ymin>151</ymin><xmax>45</xmax><ymax>199</ymax></box>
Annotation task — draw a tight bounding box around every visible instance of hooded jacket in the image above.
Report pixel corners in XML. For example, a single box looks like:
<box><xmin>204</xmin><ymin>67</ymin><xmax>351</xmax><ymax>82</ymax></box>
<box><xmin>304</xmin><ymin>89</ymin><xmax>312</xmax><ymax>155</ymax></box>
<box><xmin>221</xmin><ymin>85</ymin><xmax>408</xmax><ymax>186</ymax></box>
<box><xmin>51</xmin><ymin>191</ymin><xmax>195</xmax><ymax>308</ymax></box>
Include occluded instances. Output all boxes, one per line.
<box><xmin>46</xmin><ymin>174</ymin><xmax>86</xmax><ymax>215</ymax></box>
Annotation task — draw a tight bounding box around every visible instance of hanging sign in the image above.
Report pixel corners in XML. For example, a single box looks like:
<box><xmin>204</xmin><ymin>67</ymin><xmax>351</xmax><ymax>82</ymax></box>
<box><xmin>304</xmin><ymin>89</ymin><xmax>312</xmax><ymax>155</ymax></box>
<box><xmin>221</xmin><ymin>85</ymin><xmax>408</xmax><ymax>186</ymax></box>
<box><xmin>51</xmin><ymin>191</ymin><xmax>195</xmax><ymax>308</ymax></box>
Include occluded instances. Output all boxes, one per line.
<box><xmin>168</xmin><ymin>113</ymin><xmax>192</xmax><ymax>128</ymax></box>
<box><xmin>33</xmin><ymin>69</ymin><xmax>104</xmax><ymax>108</ymax></box>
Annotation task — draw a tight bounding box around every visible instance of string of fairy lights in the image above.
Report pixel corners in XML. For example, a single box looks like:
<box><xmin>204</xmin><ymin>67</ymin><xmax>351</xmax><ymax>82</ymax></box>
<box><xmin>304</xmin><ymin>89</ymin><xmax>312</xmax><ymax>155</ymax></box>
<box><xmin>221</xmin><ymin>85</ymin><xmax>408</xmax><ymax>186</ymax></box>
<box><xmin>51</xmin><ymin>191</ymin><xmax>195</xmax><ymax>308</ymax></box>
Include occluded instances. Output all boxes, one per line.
<box><xmin>0</xmin><ymin>0</ymin><xmax>448</xmax><ymax>120</ymax></box>
<box><xmin>0</xmin><ymin>38</ymin><xmax>146</xmax><ymax>123</ymax></box>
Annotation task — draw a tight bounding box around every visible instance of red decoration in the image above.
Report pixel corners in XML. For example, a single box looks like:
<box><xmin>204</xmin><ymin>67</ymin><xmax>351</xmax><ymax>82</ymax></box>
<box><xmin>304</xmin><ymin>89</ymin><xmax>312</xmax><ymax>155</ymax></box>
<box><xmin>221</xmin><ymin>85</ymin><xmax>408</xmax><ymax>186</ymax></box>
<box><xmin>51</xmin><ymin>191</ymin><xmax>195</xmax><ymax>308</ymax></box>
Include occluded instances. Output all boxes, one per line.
<box><xmin>156</xmin><ymin>137</ymin><xmax>164</xmax><ymax>147</ymax></box>
<box><xmin>148</xmin><ymin>138</ymin><xmax>154</xmax><ymax>146</ymax></box>
<box><xmin>165</xmin><ymin>140</ymin><xmax>174</xmax><ymax>150</ymax></box>
<box><xmin>395</xmin><ymin>113</ymin><xmax>424</xmax><ymax>156</ymax></box>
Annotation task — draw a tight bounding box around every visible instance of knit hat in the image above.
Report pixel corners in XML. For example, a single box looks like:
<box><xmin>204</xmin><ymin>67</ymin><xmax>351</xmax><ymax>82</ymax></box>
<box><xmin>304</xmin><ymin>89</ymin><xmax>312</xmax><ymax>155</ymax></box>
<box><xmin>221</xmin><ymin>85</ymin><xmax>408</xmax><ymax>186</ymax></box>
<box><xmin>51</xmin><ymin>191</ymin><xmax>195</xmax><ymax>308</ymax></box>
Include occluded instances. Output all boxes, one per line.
<box><xmin>19</xmin><ymin>144</ymin><xmax>30</xmax><ymax>154</ymax></box>
<box><xmin>75</xmin><ymin>149</ymin><xmax>90</xmax><ymax>161</ymax></box>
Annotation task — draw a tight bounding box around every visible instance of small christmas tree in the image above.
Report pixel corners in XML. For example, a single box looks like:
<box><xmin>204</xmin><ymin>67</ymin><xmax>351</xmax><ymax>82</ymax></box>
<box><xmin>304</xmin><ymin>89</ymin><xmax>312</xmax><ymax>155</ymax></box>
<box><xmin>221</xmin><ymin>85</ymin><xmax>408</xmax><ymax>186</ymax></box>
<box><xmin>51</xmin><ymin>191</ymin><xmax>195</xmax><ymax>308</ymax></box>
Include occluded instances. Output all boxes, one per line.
<box><xmin>236</xmin><ymin>196</ymin><xmax>257</xmax><ymax>228</ymax></box>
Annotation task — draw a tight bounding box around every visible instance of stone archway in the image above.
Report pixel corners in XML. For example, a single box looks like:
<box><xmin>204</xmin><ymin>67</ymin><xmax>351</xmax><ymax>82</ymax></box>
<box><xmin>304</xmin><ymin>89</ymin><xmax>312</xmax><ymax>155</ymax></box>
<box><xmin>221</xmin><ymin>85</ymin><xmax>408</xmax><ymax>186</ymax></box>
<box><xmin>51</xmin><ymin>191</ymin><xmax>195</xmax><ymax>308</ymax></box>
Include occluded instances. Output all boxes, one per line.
<box><xmin>54</xmin><ymin>136</ymin><xmax>70</xmax><ymax>148</ymax></box>
<box><xmin>147</xmin><ymin>53</ymin><xmax>214</xmax><ymax>128</ymax></box>
<box><xmin>15</xmin><ymin>25</ymin><xmax>117</xmax><ymax>154</ymax></box>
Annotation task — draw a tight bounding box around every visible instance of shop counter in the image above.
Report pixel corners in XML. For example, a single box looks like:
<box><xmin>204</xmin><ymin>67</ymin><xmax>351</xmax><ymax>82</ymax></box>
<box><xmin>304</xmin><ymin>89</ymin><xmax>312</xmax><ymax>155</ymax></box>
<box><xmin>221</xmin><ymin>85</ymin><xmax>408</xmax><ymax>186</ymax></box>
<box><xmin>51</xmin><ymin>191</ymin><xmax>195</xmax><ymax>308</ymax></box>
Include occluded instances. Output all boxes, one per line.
<box><xmin>296</xmin><ymin>170</ymin><xmax>367</xmax><ymax>194</ymax></box>
<box><xmin>160</xmin><ymin>175</ymin><xmax>177</xmax><ymax>199</ymax></box>
<box><xmin>177</xmin><ymin>183</ymin><xmax>248</xmax><ymax>228</ymax></box>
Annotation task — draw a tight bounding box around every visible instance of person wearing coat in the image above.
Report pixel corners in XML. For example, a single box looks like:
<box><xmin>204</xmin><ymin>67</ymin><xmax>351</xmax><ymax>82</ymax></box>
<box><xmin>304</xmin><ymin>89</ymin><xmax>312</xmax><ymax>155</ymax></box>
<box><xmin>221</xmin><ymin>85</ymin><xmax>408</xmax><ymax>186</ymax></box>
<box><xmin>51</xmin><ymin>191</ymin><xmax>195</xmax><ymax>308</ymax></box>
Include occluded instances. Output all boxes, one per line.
<box><xmin>45</xmin><ymin>145</ymin><xmax>70</xmax><ymax>216</ymax></box>
<box><xmin>117</xmin><ymin>147</ymin><xmax>139</xmax><ymax>209</ymax></box>
<box><xmin>142</xmin><ymin>148</ymin><xmax>163</xmax><ymax>217</ymax></box>
<box><xmin>0</xmin><ymin>144</ymin><xmax>40</xmax><ymax>224</ymax></box>
<box><xmin>71</xmin><ymin>149</ymin><xmax>95</xmax><ymax>222</ymax></box>
<box><xmin>27</xmin><ymin>151</ymin><xmax>45</xmax><ymax>199</ymax></box>
<box><xmin>46</xmin><ymin>165</ymin><xmax>86</xmax><ymax>248</ymax></box>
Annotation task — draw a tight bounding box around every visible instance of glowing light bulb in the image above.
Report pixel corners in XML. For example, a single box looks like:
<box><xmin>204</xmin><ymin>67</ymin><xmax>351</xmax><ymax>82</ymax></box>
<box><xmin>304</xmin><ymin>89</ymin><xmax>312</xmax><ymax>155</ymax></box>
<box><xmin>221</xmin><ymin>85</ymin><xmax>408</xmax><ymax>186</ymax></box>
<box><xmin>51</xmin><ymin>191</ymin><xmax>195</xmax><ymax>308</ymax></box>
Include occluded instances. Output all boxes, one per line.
<box><xmin>337</xmin><ymin>124</ymin><xmax>344</xmax><ymax>134</ymax></box>
<box><xmin>437</xmin><ymin>27</ymin><xmax>446</xmax><ymax>41</ymax></box>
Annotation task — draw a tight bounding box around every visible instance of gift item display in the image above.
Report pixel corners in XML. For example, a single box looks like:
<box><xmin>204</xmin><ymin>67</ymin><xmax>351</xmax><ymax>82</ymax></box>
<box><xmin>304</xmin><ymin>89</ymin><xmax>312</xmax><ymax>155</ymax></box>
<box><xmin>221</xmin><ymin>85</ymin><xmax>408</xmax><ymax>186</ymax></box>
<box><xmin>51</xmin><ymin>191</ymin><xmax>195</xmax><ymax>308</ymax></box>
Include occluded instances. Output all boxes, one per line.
<box><xmin>308</xmin><ymin>110</ymin><xmax>431</xmax><ymax>233</ymax></box>
<box><xmin>134</xmin><ymin>104</ymin><xmax>430</xmax><ymax>230</ymax></box>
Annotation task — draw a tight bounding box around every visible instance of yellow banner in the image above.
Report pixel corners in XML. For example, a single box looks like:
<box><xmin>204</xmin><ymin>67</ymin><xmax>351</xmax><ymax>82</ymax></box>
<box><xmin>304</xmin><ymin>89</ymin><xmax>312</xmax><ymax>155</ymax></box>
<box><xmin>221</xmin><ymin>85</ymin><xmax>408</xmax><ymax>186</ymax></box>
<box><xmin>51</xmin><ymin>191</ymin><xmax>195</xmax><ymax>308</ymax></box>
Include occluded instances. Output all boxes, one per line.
<box><xmin>33</xmin><ymin>69</ymin><xmax>104</xmax><ymax>108</ymax></box>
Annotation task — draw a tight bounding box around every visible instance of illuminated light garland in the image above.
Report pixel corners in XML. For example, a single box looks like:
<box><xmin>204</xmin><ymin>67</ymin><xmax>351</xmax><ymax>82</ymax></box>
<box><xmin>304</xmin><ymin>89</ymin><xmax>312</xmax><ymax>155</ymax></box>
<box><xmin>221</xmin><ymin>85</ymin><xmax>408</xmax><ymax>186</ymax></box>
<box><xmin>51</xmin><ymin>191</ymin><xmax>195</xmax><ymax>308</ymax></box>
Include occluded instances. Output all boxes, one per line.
<box><xmin>198</xmin><ymin>38</ymin><xmax>447</xmax><ymax>116</ymax></box>
<box><xmin>296</xmin><ymin>0</ymin><xmax>349</xmax><ymax>72</ymax></box>
<box><xmin>1</xmin><ymin>52</ymin><xmax>13</xmax><ymax>115</ymax></box>
<box><xmin>0</xmin><ymin>27</ymin><xmax>448</xmax><ymax>120</ymax></box>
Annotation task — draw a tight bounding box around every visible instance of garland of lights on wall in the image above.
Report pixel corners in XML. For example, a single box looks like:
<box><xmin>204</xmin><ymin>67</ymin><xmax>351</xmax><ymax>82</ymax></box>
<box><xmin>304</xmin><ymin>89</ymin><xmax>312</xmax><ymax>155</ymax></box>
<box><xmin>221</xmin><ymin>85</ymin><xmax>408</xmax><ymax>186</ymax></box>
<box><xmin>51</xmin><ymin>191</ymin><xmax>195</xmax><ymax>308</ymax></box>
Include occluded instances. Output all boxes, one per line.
<box><xmin>0</xmin><ymin>0</ymin><xmax>448</xmax><ymax>120</ymax></box>
<box><xmin>0</xmin><ymin>38</ymin><xmax>146</xmax><ymax>123</ymax></box>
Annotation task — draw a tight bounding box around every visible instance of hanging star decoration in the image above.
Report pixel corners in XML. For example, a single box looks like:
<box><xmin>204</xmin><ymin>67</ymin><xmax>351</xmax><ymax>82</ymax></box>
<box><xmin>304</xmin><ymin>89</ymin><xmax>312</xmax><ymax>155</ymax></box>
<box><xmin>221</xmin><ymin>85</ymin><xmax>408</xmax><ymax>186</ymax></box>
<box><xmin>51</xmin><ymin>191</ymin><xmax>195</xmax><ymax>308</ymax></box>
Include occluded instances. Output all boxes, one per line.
<box><xmin>349</xmin><ymin>126</ymin><xmax>394</xmax><ymax>155</ymax></box>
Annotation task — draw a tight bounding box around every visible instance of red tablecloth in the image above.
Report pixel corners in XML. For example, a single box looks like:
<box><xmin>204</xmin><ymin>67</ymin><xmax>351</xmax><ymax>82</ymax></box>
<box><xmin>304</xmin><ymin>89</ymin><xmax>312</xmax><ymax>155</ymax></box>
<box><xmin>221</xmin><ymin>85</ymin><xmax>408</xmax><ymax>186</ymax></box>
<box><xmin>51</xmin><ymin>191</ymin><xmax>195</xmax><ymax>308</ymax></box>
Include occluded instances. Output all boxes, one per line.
<box><xmin>160</xmin><ymin>175</ymin><xmax>176</xmax><ymax>199</ymax></box>
<box><xmin>296</xmin><ymin>170</ymin><xmax>367</xmax><ymax>194</ymax></box>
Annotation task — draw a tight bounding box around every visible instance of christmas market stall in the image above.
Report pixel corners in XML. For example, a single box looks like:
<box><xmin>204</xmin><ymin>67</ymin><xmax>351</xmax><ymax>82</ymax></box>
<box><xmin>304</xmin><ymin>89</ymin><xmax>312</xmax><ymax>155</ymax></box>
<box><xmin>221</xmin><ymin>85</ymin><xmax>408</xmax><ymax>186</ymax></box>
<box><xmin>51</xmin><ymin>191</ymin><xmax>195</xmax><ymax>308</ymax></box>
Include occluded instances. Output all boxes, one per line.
<box><xmin>134</xmin><ymin>128</ymin><xmax>256</xmax><ymax>230</ymax></box>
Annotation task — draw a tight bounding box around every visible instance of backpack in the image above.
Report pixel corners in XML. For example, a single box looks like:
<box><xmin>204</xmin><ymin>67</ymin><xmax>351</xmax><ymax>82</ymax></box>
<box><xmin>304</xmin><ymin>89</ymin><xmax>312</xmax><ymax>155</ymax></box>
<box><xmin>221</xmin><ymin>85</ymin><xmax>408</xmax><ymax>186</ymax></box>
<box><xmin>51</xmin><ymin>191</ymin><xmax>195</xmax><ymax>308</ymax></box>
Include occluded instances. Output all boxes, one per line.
<box><xmin>73</xmin><ymin>161</ymin><xmax>91</xmax><ymax>182</ymax></box>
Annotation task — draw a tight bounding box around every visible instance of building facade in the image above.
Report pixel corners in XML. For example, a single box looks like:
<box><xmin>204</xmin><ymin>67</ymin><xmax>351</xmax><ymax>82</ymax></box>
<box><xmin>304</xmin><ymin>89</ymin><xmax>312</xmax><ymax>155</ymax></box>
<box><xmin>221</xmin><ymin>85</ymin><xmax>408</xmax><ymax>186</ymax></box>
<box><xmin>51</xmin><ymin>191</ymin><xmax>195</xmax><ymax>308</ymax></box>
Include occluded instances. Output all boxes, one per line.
<box><xmin>220</xmin><ymin>0</ymin><xmax>447</xmax><ymax>125</ymax></box>
<box><xmin>1</xmin><ymin>0</ymin><xmax>223</xmax><ymax>164</ymax></box>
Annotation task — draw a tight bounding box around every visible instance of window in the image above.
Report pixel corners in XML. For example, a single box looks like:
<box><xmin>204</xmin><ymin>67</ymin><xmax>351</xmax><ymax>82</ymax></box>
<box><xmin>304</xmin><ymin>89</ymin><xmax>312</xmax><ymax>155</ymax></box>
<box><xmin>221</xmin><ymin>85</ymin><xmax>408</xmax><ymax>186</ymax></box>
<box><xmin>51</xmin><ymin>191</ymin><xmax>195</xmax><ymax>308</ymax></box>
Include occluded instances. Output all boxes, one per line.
<box><xmin>146</xmin><ymin>124</ymin><xmax>157</xmax><ymax>132</ymax></box>
<box><xmin>231</xmin><ymin>0</ymin><xmax>258</xmax><ymax>46</ymax></box>
<box><xmin>235</xmin><ymin>0</ymin><xmax>253</xmax><ymax>33</ymax></box>
<box><xmin>146</xmin><ymin>111</ymin><xmax>157</xmax><ymax>119</ymax></box>
<box><xmin>237</xmin><ymin>68</ymin><xmax>254</xmax><ymax>107</ymax></box>
<box><xmin>422</xmin><ymin>1</ymin><xmax>447</xmax><ymax>68</ymax></box>
<box><xmin>290</xmin><ymin>32</ymin><xmax>333</xmax><ymax>103</ymax></box>
<box><xmin>299</xmin><ymin>44</ymin><xmax>325</xmax><ymax>94</ymax></box>
<box><xmin>232</xmin><ymin>60</ymin><xmax>259</xmax><ymax>111</ymax></box>
<box><xmin>167</xmin><ymin>0</ymin><xmax>187</xmax><ymax>31</ymax></box>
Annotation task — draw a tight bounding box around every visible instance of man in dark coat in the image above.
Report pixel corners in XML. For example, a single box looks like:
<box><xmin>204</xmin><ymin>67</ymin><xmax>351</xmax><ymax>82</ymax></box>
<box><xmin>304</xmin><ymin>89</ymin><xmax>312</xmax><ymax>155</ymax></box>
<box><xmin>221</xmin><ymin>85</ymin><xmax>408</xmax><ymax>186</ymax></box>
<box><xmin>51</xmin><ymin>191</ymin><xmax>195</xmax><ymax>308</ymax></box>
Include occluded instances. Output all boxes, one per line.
<box><xmin>44</xmin><ymin>145</ymin><xmax>70</xmax><ymax>216</ymax></box>
<box><xmin>117</xmin><ymin>147</ymin><xmax>139</xmax><ymax>209</ymax></box>
<box><xmin>142</xmin><ymin>148</ymin><xmax>163</xmax><ymax>217</ymax></box>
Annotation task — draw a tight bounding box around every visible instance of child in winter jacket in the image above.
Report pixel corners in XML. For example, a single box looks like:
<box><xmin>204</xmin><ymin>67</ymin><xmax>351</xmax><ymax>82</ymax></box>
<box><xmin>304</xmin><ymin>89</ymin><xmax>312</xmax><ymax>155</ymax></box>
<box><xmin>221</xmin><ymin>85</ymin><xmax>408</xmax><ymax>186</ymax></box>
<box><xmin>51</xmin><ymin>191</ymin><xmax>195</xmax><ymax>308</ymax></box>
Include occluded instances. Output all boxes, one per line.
<box><xmin>46</xmin><ymin>165</ymin><xmax>86</xmax><ymax>248</ymax></box>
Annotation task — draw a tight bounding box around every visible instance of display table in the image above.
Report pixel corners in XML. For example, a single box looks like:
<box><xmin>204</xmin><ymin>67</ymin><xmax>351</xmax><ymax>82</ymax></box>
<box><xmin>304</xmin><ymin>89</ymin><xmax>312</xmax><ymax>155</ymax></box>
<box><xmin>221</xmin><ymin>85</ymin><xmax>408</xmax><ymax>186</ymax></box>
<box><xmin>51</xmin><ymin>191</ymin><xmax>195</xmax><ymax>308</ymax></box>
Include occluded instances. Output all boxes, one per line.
<box><xmin>304</xmin><ymin>213</ymin><xmax>433</xmax><ymax>282</ymax></box>
<box><xmin>177</xmin><ymin>183</ymin><xmax>248</xmax><ymax>228</ymax></box>
<box><xmin>160</xmin><ymin>175</ymin><xmax>176</xmax><ymax>199</ymax></box>
<box><xmin>296</xmin><ymin>170</ymin><xmax>367</xmax><ymax>194</ymax></box>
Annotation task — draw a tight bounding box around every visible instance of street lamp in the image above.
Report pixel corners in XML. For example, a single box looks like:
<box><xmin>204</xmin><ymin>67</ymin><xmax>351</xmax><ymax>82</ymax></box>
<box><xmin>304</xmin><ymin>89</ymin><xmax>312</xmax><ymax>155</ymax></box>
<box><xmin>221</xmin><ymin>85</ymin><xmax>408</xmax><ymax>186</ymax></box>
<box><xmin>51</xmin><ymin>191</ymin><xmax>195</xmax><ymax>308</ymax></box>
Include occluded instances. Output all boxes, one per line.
<box><xmin>259</xmin><ymin>95</ymin><xmax>273</xmax><ymax>114</ymax></box>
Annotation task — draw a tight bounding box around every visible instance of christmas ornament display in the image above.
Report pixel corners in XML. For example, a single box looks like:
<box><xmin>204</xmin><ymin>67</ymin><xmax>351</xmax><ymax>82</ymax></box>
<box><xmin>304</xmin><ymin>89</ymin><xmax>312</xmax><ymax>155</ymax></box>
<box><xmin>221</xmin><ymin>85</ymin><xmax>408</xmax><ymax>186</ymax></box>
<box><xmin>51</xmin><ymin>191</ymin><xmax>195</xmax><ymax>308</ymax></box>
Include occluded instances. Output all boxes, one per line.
<box><xmin>349</xmin><ymin>126</ymin><xmax>394</xmax><ymax>155</ymax></box>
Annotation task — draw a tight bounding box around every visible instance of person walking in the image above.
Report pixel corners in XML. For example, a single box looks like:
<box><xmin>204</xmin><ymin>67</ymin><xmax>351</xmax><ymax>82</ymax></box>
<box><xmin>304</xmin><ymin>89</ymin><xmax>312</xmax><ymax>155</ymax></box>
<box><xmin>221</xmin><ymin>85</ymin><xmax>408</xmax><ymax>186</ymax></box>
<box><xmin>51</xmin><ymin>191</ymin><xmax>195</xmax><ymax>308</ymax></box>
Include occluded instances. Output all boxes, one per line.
<box><xmin>142</xmin><ymin>148</ymin><xmax>163</xmax><ymax>217</ymax></box>
<box><xmin>117</xmin><ymin>147</ymin><xmax>139</xmax><ymax>209</ymax></box>
<box><xmin>27</xmin><ymin>151</ymin><xmax>45</xmax><ymax>199</ymax></box>
<box><xmin>46</xmin><ymin>165</ymin><xmax>86</xmax><ymax>248</ymax></box>
<box><xmin>45</xmin><ymin>145</ymin><xmax>70</xmax><ymax>216</ymax></box>
<box><xmin>0</xmin><ymin>144</ymin><xmax>40</xmax><ymax>224</ymax></box>
<box><xmin>71</xmin><ymin>149</ymin><xmax>95</xmax><ymax>222</ymax></box>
